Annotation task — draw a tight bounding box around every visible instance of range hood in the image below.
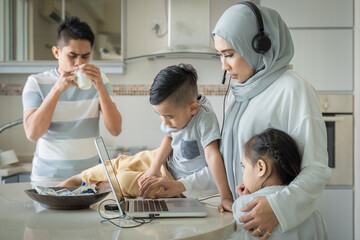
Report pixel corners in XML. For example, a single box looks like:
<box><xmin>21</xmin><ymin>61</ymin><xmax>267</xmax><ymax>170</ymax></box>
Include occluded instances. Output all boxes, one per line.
<box><xmin>126</xmin><ymin>0</ymin><xmax>218</xmax><ymax>61</ymax></box>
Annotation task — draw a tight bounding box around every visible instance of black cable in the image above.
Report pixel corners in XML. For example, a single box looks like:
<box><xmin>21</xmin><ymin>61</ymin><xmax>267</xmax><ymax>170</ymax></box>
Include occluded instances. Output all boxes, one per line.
<box><xmin>97</xmin><ymin>199</ymin><xmax>154</xmax><ymax>228</ymax></box>
<box><xmin>220</xmin><ymin>76</ymin><xmax>231</xmax><ymax>136</ymax></box>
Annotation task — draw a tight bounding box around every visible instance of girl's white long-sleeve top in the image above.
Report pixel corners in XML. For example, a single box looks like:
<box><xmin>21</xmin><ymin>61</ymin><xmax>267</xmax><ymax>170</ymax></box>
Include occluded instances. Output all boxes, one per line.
<box><xmin>230</xmin><ymin>186</ymin><xmax>328</xmax><ymax>240</ymax></box>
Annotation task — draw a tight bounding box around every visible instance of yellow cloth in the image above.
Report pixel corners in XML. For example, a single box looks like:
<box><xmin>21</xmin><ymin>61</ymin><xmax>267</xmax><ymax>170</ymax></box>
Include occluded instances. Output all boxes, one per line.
<box><xmin>81</xmin><ymin>149</ymin><xmax>177</xmax><ymax>199</ymax></box>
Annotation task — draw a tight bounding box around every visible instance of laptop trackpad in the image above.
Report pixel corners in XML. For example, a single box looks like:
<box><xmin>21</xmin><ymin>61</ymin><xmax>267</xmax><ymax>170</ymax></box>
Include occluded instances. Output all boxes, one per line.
<box><xmin>166</xmin><ymin>199</ymin><xmax>204</xmax><ymax>212</ymax></box>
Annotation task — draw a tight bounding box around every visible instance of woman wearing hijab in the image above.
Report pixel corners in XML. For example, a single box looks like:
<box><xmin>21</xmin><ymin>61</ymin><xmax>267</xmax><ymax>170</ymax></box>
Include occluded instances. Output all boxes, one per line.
<box><xmin>212</xmin><ymin>2</ymin><xmax>331</xmax><ymax>239</ymax></box>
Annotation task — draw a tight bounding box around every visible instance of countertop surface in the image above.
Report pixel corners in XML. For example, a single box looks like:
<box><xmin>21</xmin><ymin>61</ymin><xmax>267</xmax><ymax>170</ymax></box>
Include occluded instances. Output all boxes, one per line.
<box><xmin>0</xmin><ymin>182</ymin><xmax>236</xmax><ymax>240</ymax></box>
<box><xmin>0</xmin><ymin>163</ymin><xmax>32</xmax><ymax>177</ymax></box>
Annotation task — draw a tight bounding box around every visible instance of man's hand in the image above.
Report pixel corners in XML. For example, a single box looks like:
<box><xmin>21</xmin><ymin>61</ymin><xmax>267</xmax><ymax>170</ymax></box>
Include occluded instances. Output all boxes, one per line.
<box><xmin>78</xmin><ymin>64</ymin><xmax>103</xmax><ymax>90</ymax></box>
<box><xmin>139</xmin><ymin>176</ymin><xmax>185</xmax><ymax>198</ymax></box>
<box><xmin>55</xmin><ymin>69</ymin><xmax>78</xmax><ymax>93</ymax></box>
<box><xmin>239</xmin><ymin>196</ymin><xmax>278</xmax><ymax>240</ymax></box>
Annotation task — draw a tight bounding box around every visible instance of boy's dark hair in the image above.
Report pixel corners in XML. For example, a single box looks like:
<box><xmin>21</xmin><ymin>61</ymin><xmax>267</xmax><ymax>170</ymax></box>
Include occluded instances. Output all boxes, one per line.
<box><xmin>243</xmin><ymin>128</ymin><xmax>301</xmax><ymax>186</ymax></box>
<box><xmin>56</xmin><ymin>16</ymin><xmax>94</xmax><ymax>48</ymax></box>
<box><xmin>150</xmin><ymin>64</ymin><xmax>198</xmax><ymax>107</ymax></box>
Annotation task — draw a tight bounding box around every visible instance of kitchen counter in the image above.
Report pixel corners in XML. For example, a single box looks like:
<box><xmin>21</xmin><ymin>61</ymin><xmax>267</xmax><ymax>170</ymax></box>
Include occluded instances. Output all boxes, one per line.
<box><xmin>0</xmin><ymin>163</ymin><xmax>32</xmax><ymax>177</ymax></box>
<box><xmin>0</xmin><ymin>182</ymin><xmax>236</xmax><ymax>240</ymax></box>
<box><xmin>0</xmin><ymin>163</ymin><xmax>32</xmax><ymax>183</ymax></box>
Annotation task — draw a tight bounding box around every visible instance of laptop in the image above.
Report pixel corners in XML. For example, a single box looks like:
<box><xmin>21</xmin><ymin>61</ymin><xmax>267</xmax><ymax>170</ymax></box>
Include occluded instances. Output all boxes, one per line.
<box><xmin>94</xmin><ymin>136</ymin><xmax>208</xmax><ymax>218</ymax></box>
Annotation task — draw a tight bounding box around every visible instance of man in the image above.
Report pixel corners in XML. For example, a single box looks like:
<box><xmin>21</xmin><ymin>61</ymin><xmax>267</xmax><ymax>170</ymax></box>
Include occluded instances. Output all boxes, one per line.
<box><xmin>22</xmin><ymin>16</ymin><xmax>122</xmax><ymax>182</ymax></box>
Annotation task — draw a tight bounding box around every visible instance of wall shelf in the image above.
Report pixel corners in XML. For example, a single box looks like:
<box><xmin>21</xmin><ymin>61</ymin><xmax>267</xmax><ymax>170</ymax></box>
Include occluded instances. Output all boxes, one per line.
<box><xmin>0</xmin><ymin>61</ymin><xmax>125</xmax><ymax>74</ymax></box>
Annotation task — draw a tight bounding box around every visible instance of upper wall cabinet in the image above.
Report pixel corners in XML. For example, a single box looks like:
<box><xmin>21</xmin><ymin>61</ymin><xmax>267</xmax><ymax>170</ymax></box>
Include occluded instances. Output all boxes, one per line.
<box><xmin>259</xmin><ymin>0</ymin><xmax>353</xmax><ymax>28</ymax></box>
<box><xmin>290</xmin><ymin>29</ymin><xmax>353</xmax><ymax>92</ymax></box>
<box><xmin>260</xmin><ymin>0</ymin><xmax>354</xmax><ymax>92</ymax></box>
<box><xmin>0</xmin><ymin>0</ymin><xmax>124</xmax><ymax>73</ymax></box>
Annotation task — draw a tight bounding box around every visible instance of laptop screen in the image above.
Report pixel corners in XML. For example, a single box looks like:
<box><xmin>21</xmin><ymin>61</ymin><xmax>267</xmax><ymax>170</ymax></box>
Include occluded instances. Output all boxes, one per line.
<box><xmin>94</xmin><ymin>137</ymin><xmax>125</xmax><ymax>213</ymax></box>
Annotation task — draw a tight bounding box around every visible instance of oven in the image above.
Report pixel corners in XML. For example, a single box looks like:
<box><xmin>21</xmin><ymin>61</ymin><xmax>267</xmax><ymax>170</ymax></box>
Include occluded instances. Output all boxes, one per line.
<box><xmin>319</xmin><ymin>95</ymin><xmax>353</xmax><ymax>186</ymax></box>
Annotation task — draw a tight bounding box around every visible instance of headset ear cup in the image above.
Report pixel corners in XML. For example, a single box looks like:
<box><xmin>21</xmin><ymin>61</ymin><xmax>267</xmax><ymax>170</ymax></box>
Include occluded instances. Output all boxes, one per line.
<box><xmin>252</xmin><ymin>34</ymin><xmax>271</xmax><ymax>54</ymax></box>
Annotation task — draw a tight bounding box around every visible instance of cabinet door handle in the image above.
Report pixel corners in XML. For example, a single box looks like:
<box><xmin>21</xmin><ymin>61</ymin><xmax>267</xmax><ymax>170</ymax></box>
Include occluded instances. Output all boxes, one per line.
<box><xmin>323</xmin><ymin>116</ymin><xmax>345</xmax><ymax>122</ymax></box>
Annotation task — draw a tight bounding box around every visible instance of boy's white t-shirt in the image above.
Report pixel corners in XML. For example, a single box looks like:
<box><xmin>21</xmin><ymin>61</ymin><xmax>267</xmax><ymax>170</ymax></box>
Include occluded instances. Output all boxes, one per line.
<box><xmin>161</xmin><ymin>94</ymin><xmax>221</xmax><ymax>180</ymax></box>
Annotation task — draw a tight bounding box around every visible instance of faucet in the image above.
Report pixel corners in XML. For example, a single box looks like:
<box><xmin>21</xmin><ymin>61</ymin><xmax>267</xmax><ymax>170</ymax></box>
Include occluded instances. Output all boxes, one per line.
<box><xmin>0</xmin><ymin>119</ymin><xmax>23</xmax><ymax>134</ymax></box>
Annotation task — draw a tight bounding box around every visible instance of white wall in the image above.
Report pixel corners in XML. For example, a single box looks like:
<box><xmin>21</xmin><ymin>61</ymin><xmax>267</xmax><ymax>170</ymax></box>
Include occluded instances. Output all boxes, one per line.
<box><xmin>353</xmin><ymin>0</ymin><xmax>360</xmax><ymax>239</ymax></box>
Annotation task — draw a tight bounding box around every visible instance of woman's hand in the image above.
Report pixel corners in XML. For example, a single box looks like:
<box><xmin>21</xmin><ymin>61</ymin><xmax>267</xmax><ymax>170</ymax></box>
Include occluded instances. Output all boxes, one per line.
<box><xmin>239</xmin><ymin>196</ymin><xmax>278</xmax><ymax>240</ymax></box>
<box><xmin>218</xmin><ymin>198</ymin><xmax>233</xmax><ymax>213</ymax></box>
<box><xmin>139</xmin><ymin>177</ymin><xmax>185</xmax><ymax>198</ymax></box>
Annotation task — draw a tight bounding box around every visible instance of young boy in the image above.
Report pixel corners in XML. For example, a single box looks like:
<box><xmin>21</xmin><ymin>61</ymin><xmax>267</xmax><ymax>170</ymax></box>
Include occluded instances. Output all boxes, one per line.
<box><xmin>22</xmin><ymin>16</ymin><xmax>122</xmax><ymax>182</ymax></box>
<box><xmin>59</xmin><ymin>64</ymin><xmax>233</xmax><ymax>212</ymax></box>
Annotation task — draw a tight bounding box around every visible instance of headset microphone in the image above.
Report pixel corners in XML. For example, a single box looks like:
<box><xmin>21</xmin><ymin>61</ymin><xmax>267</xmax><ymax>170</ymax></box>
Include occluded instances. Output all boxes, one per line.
<box><xmin>221</xmin><ymin>70</ymin><xmax>227</xmax><ymax>84</ymax></box>
<box><xmin>220</xmin><ymin>70</ymin><xmax>231</xmax><ymax>135</ymax></box>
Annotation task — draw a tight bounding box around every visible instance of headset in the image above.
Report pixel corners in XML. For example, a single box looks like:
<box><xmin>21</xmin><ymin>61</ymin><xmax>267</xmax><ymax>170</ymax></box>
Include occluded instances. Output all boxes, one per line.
<box><xmin>221</xmin><ymin>1</ymin><xmax>271</xmax><ymax>85</ymax></box>
<box><xmin>241</xmin><ymin>1</ymin><xmax>271</xmax><ymax>54</ymax></box>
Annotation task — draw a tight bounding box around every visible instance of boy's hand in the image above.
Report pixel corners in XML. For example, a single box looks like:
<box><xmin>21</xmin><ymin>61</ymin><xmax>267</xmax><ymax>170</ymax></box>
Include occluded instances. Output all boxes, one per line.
<box><xmin>218</xmin><ymin>198</ymin><xmax>233</xmax><ymax>213</ymax></box>
<box><xmin>236</xmin><ymin>184</ymin><xmax>250</xmax><ymax>196</ymax></box>
<box><xmin>139</xmin><ymin>177</ymin><xmax>185</xmax><ymax>198</ymax></box>
<box><xmin>57</xmin><ymin>174</ymin><xmax>82</xmax><ymax>187</ymax></box>
<box><xmin>138</xmin><ymin>168</ymin><xmax>161</xmax><ymax>188</ymax></box>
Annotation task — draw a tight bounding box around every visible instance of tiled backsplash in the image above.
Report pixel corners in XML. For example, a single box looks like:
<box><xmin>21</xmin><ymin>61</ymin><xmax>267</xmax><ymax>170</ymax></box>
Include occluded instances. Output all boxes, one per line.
<box><xmin>0</xmin><ymin>84</ymin><xmax>24</xmax><ymax>96</ymax></box>
<box><xmin>0</xmin><ymin>84</ymin><xmax>229</xmax><ymax>96</ymax></box>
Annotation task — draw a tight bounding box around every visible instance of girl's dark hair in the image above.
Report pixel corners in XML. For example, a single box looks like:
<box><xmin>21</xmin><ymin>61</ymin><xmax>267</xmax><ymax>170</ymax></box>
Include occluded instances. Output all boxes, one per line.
<box><xmin>150</xmin><ymin>63</ymin><xmax>198</xmax><ymax>107</ymax></box>
<box><xmin>56</xmin><ymin>16</ymin><xmax>94</xmax><ymax>48</ymax></box>
<box><xmin>243</xmin><ymin>128</ymin><xmax>301</xmax><ymax>186</ymax></box>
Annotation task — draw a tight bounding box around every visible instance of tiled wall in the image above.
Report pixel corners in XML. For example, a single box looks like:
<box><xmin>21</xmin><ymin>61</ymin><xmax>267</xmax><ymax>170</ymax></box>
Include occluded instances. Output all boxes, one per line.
<box><xmin>0</xmin><ymin>84</ymin><xmax>24</xmax><ymax>96</ymax></box>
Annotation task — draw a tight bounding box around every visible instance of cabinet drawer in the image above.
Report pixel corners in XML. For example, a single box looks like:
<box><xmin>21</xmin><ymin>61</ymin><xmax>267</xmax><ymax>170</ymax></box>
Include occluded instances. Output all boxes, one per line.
<box><xmin>260</xmin><ymin>0</ymin><xmax>353</xmax><ymax>28</ymax></box>
<box><xmin>317</xmin><ymin>188</ymin><xmax>353</xmax><ymax>240</ymax></box>
<box><xmin>290</xmin><ymin>29</ymin><xmax>353</xmax><ymax>91</ymax></box>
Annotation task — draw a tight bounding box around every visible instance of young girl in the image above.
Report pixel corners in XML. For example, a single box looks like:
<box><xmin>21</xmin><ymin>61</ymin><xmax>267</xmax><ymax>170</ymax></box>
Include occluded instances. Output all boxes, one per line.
<box><xmin>230</xmin><ymin>128</ymin><xmax>328</xmax><ymax>240</ymax></box>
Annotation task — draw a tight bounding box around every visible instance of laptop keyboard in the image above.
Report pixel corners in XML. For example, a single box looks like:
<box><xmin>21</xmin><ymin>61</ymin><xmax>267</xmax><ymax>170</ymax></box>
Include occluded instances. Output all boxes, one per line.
<box><xmin>133</xmin><ymin>199</ymin><xmax>169</xmax><ymax>212</ymax></box>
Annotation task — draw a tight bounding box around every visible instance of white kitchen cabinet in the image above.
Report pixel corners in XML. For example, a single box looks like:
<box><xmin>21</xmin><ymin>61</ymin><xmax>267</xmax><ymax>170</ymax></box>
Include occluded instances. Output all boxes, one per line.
<box><xmin>317</xmin><ymin>188</ymin><xmax>353</xmax><ymax>240</ymax></box>
<box><xmin>290</xmin><ymin>29</ymin><xmax>353</xmax><ymax>92</ymax></box>
<box><xmin>259</xmin><ymin>0</ymin><xmax>354</xmax><ymax>92</ymax></box>
<box><xmin>259</xmin><ymin>0</ymin><xmax>353</xmax><ymax>28</ymax></box>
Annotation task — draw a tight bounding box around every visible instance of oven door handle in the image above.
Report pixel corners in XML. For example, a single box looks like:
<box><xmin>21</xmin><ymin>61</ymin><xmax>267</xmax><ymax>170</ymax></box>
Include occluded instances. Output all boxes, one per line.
<box><xmin>323</xmin><ymin>116</ymin><xmax>345</xmax><ymax>122</ymax></box>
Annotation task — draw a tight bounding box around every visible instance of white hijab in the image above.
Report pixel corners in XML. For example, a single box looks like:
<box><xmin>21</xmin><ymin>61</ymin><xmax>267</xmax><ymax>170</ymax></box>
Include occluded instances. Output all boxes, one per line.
<box><xmin>212</xmin><ymin>4</ymin><xmax>294</xmax><ymax>199</ymax></box>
